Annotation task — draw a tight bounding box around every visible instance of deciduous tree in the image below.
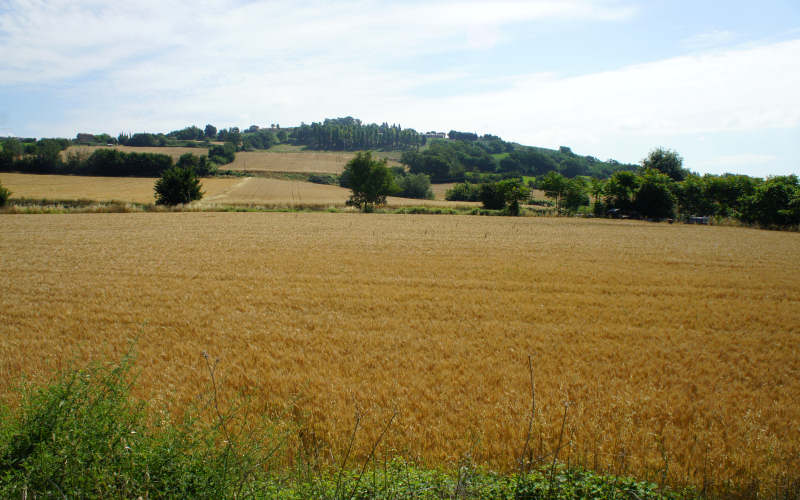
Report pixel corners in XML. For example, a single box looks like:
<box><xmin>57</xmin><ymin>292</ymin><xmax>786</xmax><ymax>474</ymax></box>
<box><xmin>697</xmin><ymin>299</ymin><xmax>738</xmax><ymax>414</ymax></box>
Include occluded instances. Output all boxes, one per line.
<box><xmin>343</xmin><ymin>151</ymin><xmax>397</xmax><ymax>211</ymax></box>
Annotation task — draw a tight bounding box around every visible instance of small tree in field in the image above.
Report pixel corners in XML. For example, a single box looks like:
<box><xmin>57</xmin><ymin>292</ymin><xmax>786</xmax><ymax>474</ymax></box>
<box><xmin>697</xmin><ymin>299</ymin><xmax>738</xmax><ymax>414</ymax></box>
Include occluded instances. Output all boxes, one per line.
<box><xmin>343</xmin><ymin>151</ymin><xmax>397</xmax><ymax>211</ymax></box>
<box><xmin>154</xmin><ymin>165</ymin><xmax>203</xmax><ymax>205</ymax></box>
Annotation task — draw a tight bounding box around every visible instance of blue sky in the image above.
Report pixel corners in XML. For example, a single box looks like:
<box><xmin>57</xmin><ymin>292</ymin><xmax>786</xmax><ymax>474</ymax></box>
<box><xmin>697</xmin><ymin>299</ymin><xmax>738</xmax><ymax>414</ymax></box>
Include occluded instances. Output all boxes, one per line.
<box><xmin>0</xmin><ymin>0</ymin><xmax>798</xmax><ymax>177</ymax></box>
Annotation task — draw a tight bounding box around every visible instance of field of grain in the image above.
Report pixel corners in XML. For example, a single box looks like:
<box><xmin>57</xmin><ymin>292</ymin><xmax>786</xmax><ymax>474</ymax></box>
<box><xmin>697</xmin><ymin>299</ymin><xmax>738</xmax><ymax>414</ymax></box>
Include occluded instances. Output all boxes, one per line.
<box><xmin>1</xmin><ymin>214</ymin><xmax>798</xmax><ymax>494</ymax></box>
<box><xmin>0</xmin><ymin>172</ymin><xmax>240</xmax><ymax>204</ymax></box>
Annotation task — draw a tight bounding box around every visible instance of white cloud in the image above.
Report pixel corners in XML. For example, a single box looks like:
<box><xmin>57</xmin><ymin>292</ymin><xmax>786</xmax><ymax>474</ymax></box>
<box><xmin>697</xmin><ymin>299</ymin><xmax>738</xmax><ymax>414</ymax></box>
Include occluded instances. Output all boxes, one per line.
<box><xmin>1</xmin><ymin>1</ymin><xmax>797</xmax><ymax>175</ymax></box>
<box><xmin>386</xmin><ymin>39</ymin><xmax>800</xmax><ymax>151</ymax></box>
<box><xmin>0</xmin><ymin>0</ymin><xmax>636</xmax><ymax>85</ymax></box>
<box><xmin>681</xmin><ymin>29</ymin><xmax>736</xmax><ymax>50</ymax></box>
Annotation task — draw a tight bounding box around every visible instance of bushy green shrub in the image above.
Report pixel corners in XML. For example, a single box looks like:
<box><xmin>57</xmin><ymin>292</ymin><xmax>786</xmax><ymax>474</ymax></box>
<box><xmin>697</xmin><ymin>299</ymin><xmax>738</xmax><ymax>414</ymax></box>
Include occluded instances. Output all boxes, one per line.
<box><xmin>395</xmin><ymin>172</ymin><xmax>434</xmax><ymax>199</ymax></box>
<box><xmin>445</xmin><ymin>182</ymin><xmax>481</xmax><ymax>202</ymax></box>
<box><xmin>0</xmin><ymin>353</ymin><xmax>281</xmax><ymax>499</ymax></box>
<box><xmin>154</xmin><ymin>165</ymin><xmax>203</xmax><ymax>205</ymax></box>
<box><xmin>208</xmin><ymin>142</ymin><xmax>236</xmax><ymax>165</ymax></box>
<box><xmin>308</xmin><ymin>174</ymin><xmax>340</xmax><ymax>185</ymax></box>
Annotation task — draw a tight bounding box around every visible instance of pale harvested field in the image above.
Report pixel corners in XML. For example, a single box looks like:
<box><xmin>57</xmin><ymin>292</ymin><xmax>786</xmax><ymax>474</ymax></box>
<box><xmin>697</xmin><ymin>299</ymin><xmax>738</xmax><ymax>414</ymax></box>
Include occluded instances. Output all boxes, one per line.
<box><xmin>1</xmin><ymin>214</ymin><xmax>799</xmax><ymax>493</ymax></box>
<box><xmin>64</xmin><ymin>146</ymin><xmax>403</xmax><ymax>174</ymax></box>
<box><xmin>202</xmin><ymin>177</ymin><xmax>480</xmax><ymax>208</ymax></box>
<box><xmin>227</xmin><ymin>151</ymin><xmax>402</xmax><ymax>174</ymax></box>
<box><xmin>64</xmin><ymin>145</ymin><xmax>205</xmax><ymax>161</ymax></box>
<box><xmin>0</xmin><ymin>172</ymin><xmax>240</xmax><ymax>204</ymax></box>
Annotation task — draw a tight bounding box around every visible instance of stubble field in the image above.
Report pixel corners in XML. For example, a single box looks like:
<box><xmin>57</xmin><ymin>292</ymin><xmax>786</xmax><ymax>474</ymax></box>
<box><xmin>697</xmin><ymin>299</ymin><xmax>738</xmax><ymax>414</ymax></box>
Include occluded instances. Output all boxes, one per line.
<box><xmin>0</xmin><ymin>173</ymin><xmax>478</xmax><ymax>209</ymax></box>
<box><xmin>0</xmin><ymin>172</ymin><xmax>241</xmax><ymax>204</ymax></box>
<box><xmin>63</xmin><ymin>146</ymin><xmax>402</xmax><ymax>174</ymax></box>
<box><xmin>1</xmin><ymin>213</ymin><xmax>798</xmax><ymax>493</ymax></box>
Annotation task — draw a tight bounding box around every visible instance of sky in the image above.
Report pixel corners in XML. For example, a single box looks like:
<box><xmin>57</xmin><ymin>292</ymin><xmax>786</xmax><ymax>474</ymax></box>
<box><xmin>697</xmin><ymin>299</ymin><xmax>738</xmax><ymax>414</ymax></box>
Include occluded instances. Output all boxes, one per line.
<box><xmin>0</xmin><ymin>0</ymin><xmax>798</xmax><ymax>177</ymax></box>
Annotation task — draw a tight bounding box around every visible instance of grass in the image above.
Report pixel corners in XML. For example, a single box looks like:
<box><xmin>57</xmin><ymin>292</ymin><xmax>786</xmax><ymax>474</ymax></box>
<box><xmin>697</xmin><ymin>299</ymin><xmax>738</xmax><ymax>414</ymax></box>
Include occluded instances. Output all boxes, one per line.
<box><xmin>1</xmin><ymin>213</ymin><xmax>798</xmax><ymax>497</ymax></box>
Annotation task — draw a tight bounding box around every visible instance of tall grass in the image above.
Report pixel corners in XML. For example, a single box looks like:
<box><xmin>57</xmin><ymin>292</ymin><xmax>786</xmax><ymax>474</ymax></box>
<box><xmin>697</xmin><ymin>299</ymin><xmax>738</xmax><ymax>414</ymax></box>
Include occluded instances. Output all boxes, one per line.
<box><xmin>0</xmin><ymin>350</ymin><xmax>690</xmax><ymax>499</ymax></box>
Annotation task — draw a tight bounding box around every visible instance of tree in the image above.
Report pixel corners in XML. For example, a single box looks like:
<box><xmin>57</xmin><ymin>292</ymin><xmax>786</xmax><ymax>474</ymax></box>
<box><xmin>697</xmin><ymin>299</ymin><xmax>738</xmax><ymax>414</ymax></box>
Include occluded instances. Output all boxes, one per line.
<box><xmin>634</xmin><ymin>169</ymin><xmax>676</xmax><ymax>219</ymax></box>
<box><xmin>603</xmin><ymin>170</ymin><xmax>639</xmax><ymax>211</ymax></box>
<box><xmin>0</xmin><ymin>138</ymin><xmax>22</xmax><ymax>169</ymax></box>
<box><xmin>177</xmin><ymin>153</ymin><xmax>214</xmax><ymax>176</ymax></box>
<box><xmin>739</xmin><ymin>175</ymin><xmax>800</xmax><ymax>228</ymax></box>
<box><xmin>204</xmin><ymin>124</ymin><xmax>217</xmax><ymax>138</ymax></box>
<box><xmin>563</xmin><ymin>177</ymin><xmax>590</xmax><ymax>213</ymax></box>
<box><xmin>154</xmin><ymin>165</ymin><xmax>203</xmax><ymax>205</ymax></box>
<box><xmin>395</xmin><ymin>172</ymin><xmax>433</xmax><ymax>199</ymax></box>
<box><xmin>642</xmin><ymin>147</ymin><xmax>687</xmax><ymax>181</ymax></box>
<box><xmin>539</xmin><ymin>171</ymin><xmax>568</xmax><ymax>212</ymax></box>
<box><xmin>343</xmin><ymin>151</ymin><xmax>397</xmax><ymax>211</ymax></box>
<box><xmin>0</xmin><ymin>180</ymin><xmax>10</xmax><ymax>207</ymax></box>
<box><xmin>498</xmin><ymin>178</ymin><xmax>530</xmax><ymax>215</ymax></box>
<box><xmin>676</xmin><ymin>174</ymin><xmax>714</xmax><ymax>217</ymax></box>
<box><xmin>479</xmin><ymin>179</ymin><xmax>530</xmax><ymax>215</ymax></box>
<box><xmin>479</xmin><ymin>183</ymin><xmax>506</xmax><ymax>210</ymax></box>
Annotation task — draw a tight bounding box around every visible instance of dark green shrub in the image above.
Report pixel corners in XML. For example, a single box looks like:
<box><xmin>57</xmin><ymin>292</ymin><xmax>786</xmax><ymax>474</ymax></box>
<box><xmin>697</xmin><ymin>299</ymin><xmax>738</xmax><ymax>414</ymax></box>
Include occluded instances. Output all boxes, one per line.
<box><xmin>308</xmin><ymin>174</ymin><xmax>340</xmax><ymax>185</ymax></box>
<box><xmin>395</xmin><ymin>172</ymin><xmax>434</xmax><ymax>199</ymax></box>
<box><xmin>479</xmin><ymin>183</ymin><xmax>506</xmax><ymax>210</ymax></box>
<box><xmin>154</xmin><ymin>165</ymin><xmax>203</xmax><ymax>205</ymax></box>
<box><xmin>0</xmin><ymin>181</ymin><xmax>10</xmax><ymax>206</ymax></box>
<box><xmin>208</xmin><ymin>143</ymin><xmax>236</xmax><ymax>165</ymax></box>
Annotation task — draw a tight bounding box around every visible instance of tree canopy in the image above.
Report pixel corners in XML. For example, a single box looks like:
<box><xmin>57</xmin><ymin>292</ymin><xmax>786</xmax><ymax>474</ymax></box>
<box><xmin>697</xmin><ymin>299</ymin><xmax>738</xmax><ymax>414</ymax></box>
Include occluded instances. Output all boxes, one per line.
<box><xmin>154</xmin><ymin>165</ymin><xmax>204</xmax><ymax>205</ymax></box>
<box><xmin>343</xmin><ymin>151</ymin><xmax>398</xmax><ymax>211</ymax></box>
<box><xmin>642</xmin><ymin>147</ymin><xmax>688</xmax><ymax>181</ymax></box>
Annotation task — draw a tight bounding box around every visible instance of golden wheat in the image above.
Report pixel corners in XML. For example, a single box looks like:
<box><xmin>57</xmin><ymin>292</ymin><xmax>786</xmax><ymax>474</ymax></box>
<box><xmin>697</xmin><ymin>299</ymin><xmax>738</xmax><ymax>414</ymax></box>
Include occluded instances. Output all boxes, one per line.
<box><xmin>1</xmin><ymin>213</ymin><xmax>798</xmax><ymax>493</ymax></box>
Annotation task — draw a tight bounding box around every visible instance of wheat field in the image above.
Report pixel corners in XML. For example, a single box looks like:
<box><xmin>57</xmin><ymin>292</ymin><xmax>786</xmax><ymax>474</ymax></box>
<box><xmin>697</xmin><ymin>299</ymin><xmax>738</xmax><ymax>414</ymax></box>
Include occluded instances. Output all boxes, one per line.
<box><xmin>1</xmin><ymin>213</ymin><xmax>798</xmax><ymax>493</ymax></box>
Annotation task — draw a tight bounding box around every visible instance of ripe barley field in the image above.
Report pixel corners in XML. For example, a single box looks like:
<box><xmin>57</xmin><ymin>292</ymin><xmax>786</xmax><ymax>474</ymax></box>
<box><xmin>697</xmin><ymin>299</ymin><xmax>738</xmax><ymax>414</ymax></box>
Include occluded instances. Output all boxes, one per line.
<box><xmin>0</xmin><ymin>172</ymin><xmax>241</xmax><ymax>204</ymax></box>
<box><xmin>1</xmin><ymin>213</ymin><xmax>798</xmax><ymax>494</ymax></box>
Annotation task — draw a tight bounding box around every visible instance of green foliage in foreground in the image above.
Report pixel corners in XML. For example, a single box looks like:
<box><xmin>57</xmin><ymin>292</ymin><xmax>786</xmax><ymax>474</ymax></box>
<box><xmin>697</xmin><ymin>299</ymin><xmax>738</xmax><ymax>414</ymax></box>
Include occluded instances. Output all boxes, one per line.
<box><xmin>0</xmin><ymin>353</ymin><xmax>691</xmax><ymax>499</ymax></box>
<box><xmin>0</xmin><ymin>354</ymin><xmax>280</xmax><ymax>499</ymax></box>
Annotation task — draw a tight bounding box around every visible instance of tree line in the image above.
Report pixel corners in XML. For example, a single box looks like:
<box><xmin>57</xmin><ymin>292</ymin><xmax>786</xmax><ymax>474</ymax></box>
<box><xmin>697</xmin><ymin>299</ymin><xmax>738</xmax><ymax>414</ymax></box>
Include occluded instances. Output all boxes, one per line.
<box><xmin>402</xmin><ymin>138</ymin><xmax>636</xmax><ymax>183</ymax></box>
<box><xmin>0</xmin><ymin>137</ymin><xmax>222</xmax><ymax>177</ymax></box>
<box><xmin>446</xmin><ymin>148</ymin><xmax>800</xmax><ymax>229</ymax></box>
<box><xmin>291</xmin><ymin>117</ymin><xmax>426</xmax><ymax>151</ymax></box>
